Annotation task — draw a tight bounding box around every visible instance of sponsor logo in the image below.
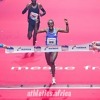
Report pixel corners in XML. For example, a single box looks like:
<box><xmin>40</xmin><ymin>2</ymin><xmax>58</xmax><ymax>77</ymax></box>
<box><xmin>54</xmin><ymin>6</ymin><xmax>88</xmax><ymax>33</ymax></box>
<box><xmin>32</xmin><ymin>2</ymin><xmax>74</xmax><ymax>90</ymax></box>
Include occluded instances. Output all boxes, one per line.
<box><xmin>34</xmin><ymin>46</ymin><xmax>41</xmax><ymax>51</ymax></box>
<box><xmin>72</xmin><ymin>45</ymin><xmax>87</xmax><ymax>49</ymax></box>
<box><xmin>61</xmin><ymin>45</ymin><xmax>69</xmax><ymax>51</ymax></box>
<box><xmin>48</xmin><ymin>47</ymin><xmax>59</xmax><ymax>50</ymax></box>
<box><xmin>44</xmin><ymin>46</ymin><xmax>59</xmax><ymax>52</ymax></box>
<box><xmin>17</xmin><ymin>47</ymin><xmax>32</xmax><ymax>51</ymax></box>
<box><xmin>46</xmin><ymin>46</ymin><xmax>59</xmax><ymax>50</ymax></box>
<box><xmin>6</xmin><ymin>47</ymin><xmax>14</xmax><ymax>52</ymax></box>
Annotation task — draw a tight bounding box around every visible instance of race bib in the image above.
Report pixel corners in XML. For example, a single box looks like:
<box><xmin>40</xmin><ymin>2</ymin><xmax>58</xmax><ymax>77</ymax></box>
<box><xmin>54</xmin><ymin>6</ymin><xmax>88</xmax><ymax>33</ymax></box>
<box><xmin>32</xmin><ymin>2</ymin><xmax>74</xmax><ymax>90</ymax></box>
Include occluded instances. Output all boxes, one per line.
<box><xmin>47</xmin><ymin>38</ymin><xmax>56</xmax><ymax>45</ymax></box>
<box><xmin>30</xmin><ymin>12</ymin><xmax>38</xmax><ymax>21</ymax></box>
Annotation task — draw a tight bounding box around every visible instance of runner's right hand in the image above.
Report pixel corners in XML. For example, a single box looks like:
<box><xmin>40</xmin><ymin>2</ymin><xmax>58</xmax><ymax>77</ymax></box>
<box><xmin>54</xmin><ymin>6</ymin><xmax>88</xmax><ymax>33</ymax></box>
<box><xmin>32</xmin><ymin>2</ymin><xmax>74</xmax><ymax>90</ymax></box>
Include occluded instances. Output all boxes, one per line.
<box><xmin>26</xmin><ymin>3</ymin><xmax>32</xmax><ymax>9</ymax></box>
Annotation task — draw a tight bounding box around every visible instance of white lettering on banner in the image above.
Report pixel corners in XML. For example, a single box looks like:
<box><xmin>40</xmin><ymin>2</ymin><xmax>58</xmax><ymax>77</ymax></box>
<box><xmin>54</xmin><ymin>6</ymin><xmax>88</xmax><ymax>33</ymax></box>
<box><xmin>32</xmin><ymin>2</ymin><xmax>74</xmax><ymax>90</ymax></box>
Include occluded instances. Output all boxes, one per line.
<box><xmin>42</xmin><ymin>67</ymin><xmax>51</xmax><ymax>70</ymax></box>
<box><xmin>11</xmin><ymin>66</ymin><xmax>29</xmax><ymax>70</ymax></box>
<box><xmin>27</xmin><ymin>89</ymin><xmax>71</xmax><ymax>97</ymax></box>
<box><xmin>11</xmin><ymin>66</ymin><xmax>100</xmax><ymax>71</ymax></box>
<box><xmin>84</xmin><ymin>65</ymin><xmax>91</xmax><ymax>70</ymax></box>
<box><xmin>65</xmin><ymin>66</ymin><xmax>75</xmax><ymax>70</ymax></box>
<box><xmin>31</xmin><ymin>66</ymin><xmax>41</xmax><ymax>70</ymax></box>
<box><xmin>84</xmin><ymin>66</ymin><xmax>100</xmax><ymax>70</ymax></box>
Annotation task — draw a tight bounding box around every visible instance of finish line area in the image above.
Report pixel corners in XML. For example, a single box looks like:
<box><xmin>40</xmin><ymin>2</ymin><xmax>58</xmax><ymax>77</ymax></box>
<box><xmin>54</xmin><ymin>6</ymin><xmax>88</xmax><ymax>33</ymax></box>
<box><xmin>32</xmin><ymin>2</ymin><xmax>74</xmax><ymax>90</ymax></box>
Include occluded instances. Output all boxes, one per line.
<box><xmin>1</xmin><ymin>0</ymin><xmax>100</xmax><ymax>99</ymax></box>
<box><xmin>4</xmin><ymin>43</ymin><xmax>92</xmax><ymax>53</ymax></box>
<box><xmin>1</xmin><ymin>43</ymin><xmax>100</xmax><ymax>100</ymax></box>
<box><xmin>0</xmin><ymin>48</ymin><xmax>100</xmax><ymax>100</ymax></box>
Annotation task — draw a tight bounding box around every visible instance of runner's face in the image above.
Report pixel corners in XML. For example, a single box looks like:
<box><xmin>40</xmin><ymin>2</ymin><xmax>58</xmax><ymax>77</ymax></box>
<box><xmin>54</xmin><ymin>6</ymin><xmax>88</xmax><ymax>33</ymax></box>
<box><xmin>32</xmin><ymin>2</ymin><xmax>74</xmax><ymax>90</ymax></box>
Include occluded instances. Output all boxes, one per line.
<box><xmin>31</xmin><ymin>0</ymin><xmax>36</xmax><ymax>4</ymax></box>
<box><xmin>48</xmin><ymin>22</ymin><xmax>54</xmax><ymax>30</ymax></box>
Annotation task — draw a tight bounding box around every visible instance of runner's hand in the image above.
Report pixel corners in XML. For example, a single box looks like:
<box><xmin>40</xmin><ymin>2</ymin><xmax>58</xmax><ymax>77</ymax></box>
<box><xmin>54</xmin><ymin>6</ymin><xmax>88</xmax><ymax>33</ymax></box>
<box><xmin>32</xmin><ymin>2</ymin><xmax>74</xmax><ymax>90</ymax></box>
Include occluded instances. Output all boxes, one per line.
<box><xmin>64</xmin><ymin>19</ymin><xmax>68</xmax><ymax>25</ymax></box>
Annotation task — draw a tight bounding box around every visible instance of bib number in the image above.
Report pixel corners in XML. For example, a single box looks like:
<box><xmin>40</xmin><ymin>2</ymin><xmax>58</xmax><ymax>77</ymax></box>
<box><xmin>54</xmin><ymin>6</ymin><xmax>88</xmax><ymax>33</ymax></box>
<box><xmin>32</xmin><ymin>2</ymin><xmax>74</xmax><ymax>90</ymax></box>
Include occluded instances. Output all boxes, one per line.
<box><xmin>47</xmin><ymin>38</ymin><xmax>56</xmax><ymax>45</ymax></box>
<box><xmin>30</xmin><ymin>12</ymin><xmax>38</xmax><ymax>21</ymax></box>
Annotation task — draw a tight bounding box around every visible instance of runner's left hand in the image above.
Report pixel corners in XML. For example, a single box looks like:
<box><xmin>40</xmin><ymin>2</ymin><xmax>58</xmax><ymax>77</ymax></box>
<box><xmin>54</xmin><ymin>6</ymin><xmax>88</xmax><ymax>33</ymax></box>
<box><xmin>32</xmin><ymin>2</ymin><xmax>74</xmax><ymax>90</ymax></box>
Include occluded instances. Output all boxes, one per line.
<box><xmin>64</xmin><ymin>19</ymin><xmax>68</xmax><ymax>24</ymax></box>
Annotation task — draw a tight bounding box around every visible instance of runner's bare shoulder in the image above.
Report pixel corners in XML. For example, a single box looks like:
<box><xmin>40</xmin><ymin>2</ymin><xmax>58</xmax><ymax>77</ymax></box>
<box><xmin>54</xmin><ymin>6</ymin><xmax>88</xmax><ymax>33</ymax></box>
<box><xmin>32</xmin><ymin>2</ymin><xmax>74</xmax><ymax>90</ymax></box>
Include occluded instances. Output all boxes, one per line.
<box><xmin>38</xmin><ymin>3</ymin><xmax>43</xmax><ymax>9</ymax></box>
<box><xmin>26</xmin><ymin>3</ymin><xmax>32</xmax><ymax>9</ymax></box>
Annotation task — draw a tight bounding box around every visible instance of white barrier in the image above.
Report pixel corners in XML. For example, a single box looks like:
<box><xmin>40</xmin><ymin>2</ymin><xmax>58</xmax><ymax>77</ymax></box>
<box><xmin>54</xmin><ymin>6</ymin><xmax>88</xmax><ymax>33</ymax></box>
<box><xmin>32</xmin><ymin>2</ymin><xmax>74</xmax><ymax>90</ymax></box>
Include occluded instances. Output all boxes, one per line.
<box><xmin>5</xmin><ymin>43</ymin><xmax>92</xmax><ymax>53</ymax></box>
<box><xmin>0</xmin><ymin>84</ymin><xmax>100</xmax><ymax>89</ymax></box>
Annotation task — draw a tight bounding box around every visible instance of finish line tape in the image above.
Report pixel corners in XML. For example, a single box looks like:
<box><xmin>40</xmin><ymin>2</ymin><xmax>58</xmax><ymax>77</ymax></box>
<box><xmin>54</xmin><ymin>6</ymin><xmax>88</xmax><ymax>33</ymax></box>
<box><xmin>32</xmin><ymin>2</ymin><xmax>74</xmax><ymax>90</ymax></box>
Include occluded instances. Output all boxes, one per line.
<box><xmin>5</xmin><ymin>43</ymin><xmax>92</xmax><ymax>53</ymax></box>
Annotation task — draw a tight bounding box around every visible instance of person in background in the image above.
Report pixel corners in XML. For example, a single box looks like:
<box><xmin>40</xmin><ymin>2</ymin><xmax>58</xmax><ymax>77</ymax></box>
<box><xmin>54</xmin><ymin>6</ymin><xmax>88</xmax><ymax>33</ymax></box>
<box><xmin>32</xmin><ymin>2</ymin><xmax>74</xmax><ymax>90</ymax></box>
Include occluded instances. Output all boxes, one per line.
<box><xmin>92</xmin><ymin>41</ymin><xmax>100</xmax><ymax>51</ymax></box>
<box><xmin>22</xmin><ymin>0</ymin><xmax>46</xmax><ymax>57</ymax></box>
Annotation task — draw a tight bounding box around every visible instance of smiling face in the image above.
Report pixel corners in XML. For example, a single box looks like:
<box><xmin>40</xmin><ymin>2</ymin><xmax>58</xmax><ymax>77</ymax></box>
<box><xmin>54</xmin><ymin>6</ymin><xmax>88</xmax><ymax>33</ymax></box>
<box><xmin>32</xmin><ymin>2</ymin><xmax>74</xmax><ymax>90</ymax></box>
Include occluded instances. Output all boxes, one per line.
<box><xmin>47</xmin><ymin>19</ymin><xmax>54</xmax><ymax>30</ymax></box>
